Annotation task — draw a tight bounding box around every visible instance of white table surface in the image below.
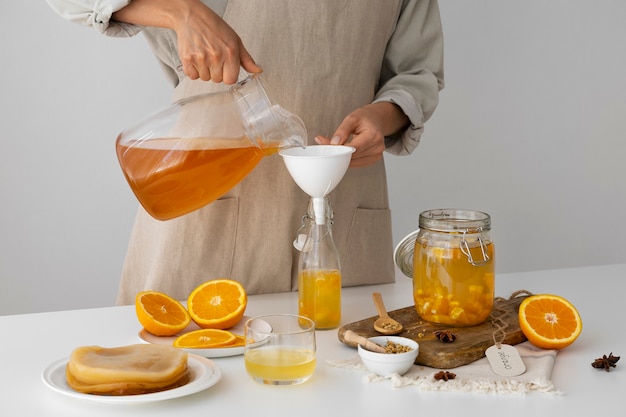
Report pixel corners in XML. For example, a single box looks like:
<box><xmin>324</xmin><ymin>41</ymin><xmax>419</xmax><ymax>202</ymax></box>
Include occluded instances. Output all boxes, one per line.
<box><xmin>1</xmin><ymin>264</ymin><xmax>624</xmax><ymax>416</ymax></box>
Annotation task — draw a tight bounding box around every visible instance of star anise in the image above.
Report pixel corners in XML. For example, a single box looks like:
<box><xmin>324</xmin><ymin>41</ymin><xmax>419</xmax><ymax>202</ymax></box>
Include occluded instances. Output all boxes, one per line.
<box><xmin>591</xmin><ymin>353</ymin><xmax>620</xmax><ymax>372</ymax></box>
<box><xmin>434</xmin><ymin>330</ymin><xmax>457</xmax><ymax>343</ymax></box>
<box><xmin>433</xmin><ymin>371</ymin><xmax>456</xmax><ymax>381</ymax></box>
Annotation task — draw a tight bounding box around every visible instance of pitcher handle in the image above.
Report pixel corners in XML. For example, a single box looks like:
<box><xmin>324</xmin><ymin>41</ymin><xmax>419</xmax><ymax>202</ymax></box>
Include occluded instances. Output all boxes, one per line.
<box><xmin>393</xmin><ymin>230</ymin><xmax>419</xmax><ymax>278</ymax></box>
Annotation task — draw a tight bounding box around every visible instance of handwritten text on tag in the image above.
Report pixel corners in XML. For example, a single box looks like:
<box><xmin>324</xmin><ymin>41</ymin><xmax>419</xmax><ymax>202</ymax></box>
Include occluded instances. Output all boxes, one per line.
<box><xmin>485</xmin><ymin>344</ymin><xmax>526</xmax><ymax>376</ymax></box>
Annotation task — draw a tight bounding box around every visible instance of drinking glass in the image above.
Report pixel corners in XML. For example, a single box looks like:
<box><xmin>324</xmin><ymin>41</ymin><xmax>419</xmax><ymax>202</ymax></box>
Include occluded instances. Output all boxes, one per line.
<box><xmin>244</xmin><ymin>314</ymin><xmax>316</xmax><ymax>385</ymax></box>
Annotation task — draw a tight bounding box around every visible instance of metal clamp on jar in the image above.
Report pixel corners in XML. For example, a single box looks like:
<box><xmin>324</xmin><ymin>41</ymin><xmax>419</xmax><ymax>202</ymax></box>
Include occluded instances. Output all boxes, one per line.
<box><xmin>394</xmin><ymin>209</ymin><xmax>495</xmax><ymax>327</ymax></box>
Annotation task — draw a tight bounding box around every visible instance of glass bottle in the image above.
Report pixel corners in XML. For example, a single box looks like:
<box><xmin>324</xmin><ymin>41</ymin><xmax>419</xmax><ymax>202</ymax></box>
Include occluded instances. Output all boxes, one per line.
<box><xmin>295</xmin><ymin>197</ymin><xmax>341</xmax><ymax>330</ymax></box>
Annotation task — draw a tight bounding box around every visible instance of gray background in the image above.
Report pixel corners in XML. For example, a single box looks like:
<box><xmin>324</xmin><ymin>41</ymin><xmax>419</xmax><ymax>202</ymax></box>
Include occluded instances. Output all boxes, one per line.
<box><xmin>1</xmin><ymin>1</ymin><xmax>624</xmax><ymax>315</ymax></box>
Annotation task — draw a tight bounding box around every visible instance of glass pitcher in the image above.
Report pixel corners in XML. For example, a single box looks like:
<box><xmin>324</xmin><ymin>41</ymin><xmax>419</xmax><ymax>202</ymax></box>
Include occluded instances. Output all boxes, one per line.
<box><xmin>394</xmin><ymin>209</ymin><xmax>495</xmax><ymax>327</ymax></box>
<box><xmin>116</xmin><ymin>74</ymin><xmax>306</xmax><ymax>221</ymax></box>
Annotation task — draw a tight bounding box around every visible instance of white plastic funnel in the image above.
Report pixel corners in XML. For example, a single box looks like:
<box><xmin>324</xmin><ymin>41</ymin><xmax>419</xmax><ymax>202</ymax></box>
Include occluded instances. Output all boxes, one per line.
<box><xmin>280</xmin><ymin>145</ymin><xmax>355</xmax><ymax>224</ymax></box>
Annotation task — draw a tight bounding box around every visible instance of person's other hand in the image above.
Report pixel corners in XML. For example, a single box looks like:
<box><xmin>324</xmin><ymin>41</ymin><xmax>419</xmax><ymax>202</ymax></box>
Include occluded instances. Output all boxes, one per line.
<box><xmin>315</xmin><ymin>102</ymin><xmax>408</xmax><ymax>168</ymax></box>
<box><xmin>172</xmin><ymin>0</ymin><xmax>262</xmax><ymax>84</ymax></box>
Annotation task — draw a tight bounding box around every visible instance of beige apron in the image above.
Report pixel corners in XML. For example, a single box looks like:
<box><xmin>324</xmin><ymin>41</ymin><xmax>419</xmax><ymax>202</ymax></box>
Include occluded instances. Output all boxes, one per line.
<box><xmin>117</xmin><ymin>0</ymin><xmax>402</xmax><ymax>305</ymax></box>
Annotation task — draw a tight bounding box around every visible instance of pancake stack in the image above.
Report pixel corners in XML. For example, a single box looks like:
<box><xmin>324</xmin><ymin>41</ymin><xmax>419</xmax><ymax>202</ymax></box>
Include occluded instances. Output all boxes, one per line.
<box><xmin>65</xmin><ymin>344</ymin><xmax>189</xmax><ymax>395</ymax></box>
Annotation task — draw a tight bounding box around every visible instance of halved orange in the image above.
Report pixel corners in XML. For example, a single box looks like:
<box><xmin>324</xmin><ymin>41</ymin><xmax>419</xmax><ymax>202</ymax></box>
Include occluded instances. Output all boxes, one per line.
<box><xmin>135</xmin><ymin>291</ymin><xmax>191</xmax><ymax>336</ymax></box>
<box><xmin>187</xmin><ymin>279</ymin><xmax>248</xmax><ymax>329</ymax></box>
<box><xmin>173</xmin><ymin>329</ymin><xmax>237</xmax><ymax>348</ymax></box>
<box><xmin>518</xmin><ymin>294</ymin><xmax>582</xmax><ymax>350</ymax></box>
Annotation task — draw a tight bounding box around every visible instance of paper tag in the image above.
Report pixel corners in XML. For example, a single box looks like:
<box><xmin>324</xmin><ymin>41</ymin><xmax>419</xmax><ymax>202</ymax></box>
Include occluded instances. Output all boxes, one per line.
<box><xmin>293</xmin><ymin>234</ymin><xmax>306</xmax><ymax>251</ymax></box>
<box><xmin>485</xmin><ymin>344</ymin><xmax>526</xmax><ymax>377</ymax></box>
<box><xmin>293</xmin><ymin>234</ymin><xmax>312</xmax><ymax>252</ymax></box>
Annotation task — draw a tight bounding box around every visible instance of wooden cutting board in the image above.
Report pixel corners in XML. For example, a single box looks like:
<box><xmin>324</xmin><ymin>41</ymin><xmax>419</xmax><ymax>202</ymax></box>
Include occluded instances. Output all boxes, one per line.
<box><xmin>337</xmin><ymin>293</ymin><xmax>529</xmax><ymax>369</ymax></box>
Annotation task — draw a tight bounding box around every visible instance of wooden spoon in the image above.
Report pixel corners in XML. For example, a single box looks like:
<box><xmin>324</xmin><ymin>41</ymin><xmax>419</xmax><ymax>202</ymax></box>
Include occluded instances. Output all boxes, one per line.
<box><xmin>372</xmin><ymin>292</ymin><xmax>403</xmax><ymax>335</ymax></box>
<box><xmin>343</xmin><ymin>330</ymin><xmax>387</xmax><ymax>353</ymax></box>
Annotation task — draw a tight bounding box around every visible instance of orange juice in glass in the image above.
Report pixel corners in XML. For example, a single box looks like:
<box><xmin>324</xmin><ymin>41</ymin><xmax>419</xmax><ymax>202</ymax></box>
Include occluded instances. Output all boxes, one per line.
<box><xmin>244</xmin><ymin>315</ymin><xmax>316</xmax><ymax>385</ymax></box>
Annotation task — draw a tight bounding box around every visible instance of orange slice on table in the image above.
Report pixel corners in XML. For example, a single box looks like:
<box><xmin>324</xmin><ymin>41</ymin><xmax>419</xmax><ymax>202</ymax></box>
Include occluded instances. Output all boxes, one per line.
<box><xmin>518</xmin><ymin>294</ymin><xmax>582</xmax><ymax>350</ymax></box>
<box><xmin>135</xmin><ymin>291</ymin><xmax>191</xmax><ymax>336</ymax></box>
<box><xmin>173</xmin><ymin>329</ymin><xmax>237</xmax><ymax>348</ymax></box>
<box><xmin>187</xmin><ymin>279</ymin><xmax>248</xmax><ymax>329</ymax></box>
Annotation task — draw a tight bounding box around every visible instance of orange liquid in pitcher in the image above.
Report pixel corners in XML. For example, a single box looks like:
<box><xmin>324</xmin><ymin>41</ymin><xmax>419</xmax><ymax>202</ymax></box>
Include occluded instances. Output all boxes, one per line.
<box><xmin>413</xmin><ymin>243</ymin><xmax>495</xmax><ymax>326</ymax></box>
<box><xmin>298</xmin><ymin>269</ymin><xmax>341</xmax><ymax>329</ymax></box>
<box><xmin>116</xmin><ymin>136</ymin><xmax>273</xmax><ymax>220</ymax></box>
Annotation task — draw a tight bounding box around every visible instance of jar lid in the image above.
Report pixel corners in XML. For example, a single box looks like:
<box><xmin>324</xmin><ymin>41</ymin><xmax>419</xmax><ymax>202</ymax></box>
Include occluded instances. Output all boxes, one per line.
<box><xmin>418</xmin><ymin>209</ymin><xmax>491</xmax><ymax>232</ymax></box>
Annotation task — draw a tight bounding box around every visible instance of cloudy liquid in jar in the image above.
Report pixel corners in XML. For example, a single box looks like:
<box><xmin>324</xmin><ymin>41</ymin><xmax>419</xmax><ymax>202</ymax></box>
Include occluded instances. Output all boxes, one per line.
<box><xmin>413</xmin><ymin>241</ymin><xmax>495</xmax><ymax>326</ymax></box>
<box><xmin>116</xmin><ymin>136</ymin><xmax>271</xmax><ymax>220</ymax></box>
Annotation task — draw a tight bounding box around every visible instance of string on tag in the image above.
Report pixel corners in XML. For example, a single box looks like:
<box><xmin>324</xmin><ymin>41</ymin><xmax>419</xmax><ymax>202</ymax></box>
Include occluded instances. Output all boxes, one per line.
<box><xmin>485</xmin><ymin>290</ymin><xmax>533</xmax><ymax>376</ymax></box>
<box><xmin>489</xmin><ymin>290</ymin><xmax>533</xmax><ymax>348</ymax></box>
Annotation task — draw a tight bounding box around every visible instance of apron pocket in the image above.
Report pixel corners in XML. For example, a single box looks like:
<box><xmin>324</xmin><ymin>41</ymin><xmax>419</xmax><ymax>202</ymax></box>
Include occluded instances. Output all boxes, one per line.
<box><xmin>341</xmin><ymin>207</ymin><xmax>395</xmax><ymax>286</ymax></box>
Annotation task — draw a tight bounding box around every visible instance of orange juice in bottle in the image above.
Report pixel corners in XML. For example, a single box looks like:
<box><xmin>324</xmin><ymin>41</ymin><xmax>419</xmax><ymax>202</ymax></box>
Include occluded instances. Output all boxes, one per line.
<box><xmin>296</xmin><ymin>198</ymin><xmax>341</xmax><ymax>329</ymax></box>
<box><xmin>298</xmin><ymin>269</ymin><xmax>341</xmax><ymax>329</ymax></box>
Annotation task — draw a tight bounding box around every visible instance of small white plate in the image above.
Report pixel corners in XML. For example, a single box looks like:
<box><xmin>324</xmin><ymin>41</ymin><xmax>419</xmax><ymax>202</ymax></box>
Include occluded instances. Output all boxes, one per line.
<box><xmin>41</xmin><ymin>354</ymin><xmax>221</xmax><ymax>404</ymax></box>
<box><xmin>138</xmin><ymin>317</ymin><xmax>251</xmax><ymax>358</ymax></box>
<box><xmin>138</xmin><ymin>316</ymin><xmax>271</xmax><ymax>358</ymax></box>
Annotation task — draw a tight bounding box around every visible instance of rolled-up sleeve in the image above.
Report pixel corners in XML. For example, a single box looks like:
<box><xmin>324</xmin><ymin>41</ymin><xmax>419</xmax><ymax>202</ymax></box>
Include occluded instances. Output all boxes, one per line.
<box><xmin>375</xmin><ymin>0</ymin><xmax>445</xmax><ymax>156</ymax></box>
<box><xmin>45</xmin><ymin>0</ymin><xmax>143</xmax><ymax>37</ymax></box>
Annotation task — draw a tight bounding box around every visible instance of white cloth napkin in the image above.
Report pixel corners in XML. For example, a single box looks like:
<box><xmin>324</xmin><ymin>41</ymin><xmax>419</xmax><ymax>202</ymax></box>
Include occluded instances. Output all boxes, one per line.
<box><xmin>327</xmin><ymin>341</ymin><xmax>560</xmax><ymax>395</ymax></box>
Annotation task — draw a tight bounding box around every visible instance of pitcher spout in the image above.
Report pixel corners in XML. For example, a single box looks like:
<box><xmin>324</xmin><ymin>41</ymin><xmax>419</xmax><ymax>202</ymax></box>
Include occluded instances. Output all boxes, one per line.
<box><xmin>231</xmin><ymin>74</ymin><xmax>307</xmax><ymax>149</ymax></box>
<box><xmin>273</xmin><ymin>106</ymin><xmax>307</xmax><ymax>149</ymax></box>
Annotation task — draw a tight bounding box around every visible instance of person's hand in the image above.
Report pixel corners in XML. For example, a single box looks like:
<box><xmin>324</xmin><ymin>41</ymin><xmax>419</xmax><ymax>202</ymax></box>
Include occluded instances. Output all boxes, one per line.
<box><xmin>315</xmin><ymin>102</ymin><xmax>409</xmax><ymax>168</ymax></box>
<box><xmin>173</xmin><ymin>0</ymin><xmax>262</xmax><ymax>84</ymax></box>
<box><xmin>113</xmin><ymin>0</ymin><xmax>262</xmax><ymax>84</ymax></box>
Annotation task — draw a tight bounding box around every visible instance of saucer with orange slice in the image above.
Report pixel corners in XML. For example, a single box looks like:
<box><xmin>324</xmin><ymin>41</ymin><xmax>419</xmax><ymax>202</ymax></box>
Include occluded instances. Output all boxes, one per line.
<box><xmin>138</xmin><ymin>318</ymin><xmax>256</xmax><ymax>358</ymax></box>
<box><xmin>136</xmin><ymin>279</ymin><xmax>269</xmax><ymax>357</ymax></box>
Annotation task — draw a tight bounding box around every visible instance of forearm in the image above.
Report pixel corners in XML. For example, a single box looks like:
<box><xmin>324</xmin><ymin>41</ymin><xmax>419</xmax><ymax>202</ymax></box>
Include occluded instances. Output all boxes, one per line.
<box><xmin>112</xmin><ymin>0</ymin><xmax>211</xmax><ymax>31</ymax></box>
<box><xmin>45</xmin><ymin>0</ymin><xmax>140</xmax><ymax>36</ymax></box>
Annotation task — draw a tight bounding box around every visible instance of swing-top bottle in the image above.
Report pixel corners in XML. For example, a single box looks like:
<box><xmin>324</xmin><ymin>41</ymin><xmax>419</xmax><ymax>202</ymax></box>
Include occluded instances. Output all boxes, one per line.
<box><xmin>295</xmin><ymin>197</ymin><xmax>341</xmax><ymax>329</ymax></box>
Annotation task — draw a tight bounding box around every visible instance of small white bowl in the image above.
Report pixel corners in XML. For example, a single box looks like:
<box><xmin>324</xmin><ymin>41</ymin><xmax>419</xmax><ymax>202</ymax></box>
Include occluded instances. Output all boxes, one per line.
<box><xmin>357</xmin><ymin>336</ymin><xmax>419</xmax><ymax>377</ymax></box>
